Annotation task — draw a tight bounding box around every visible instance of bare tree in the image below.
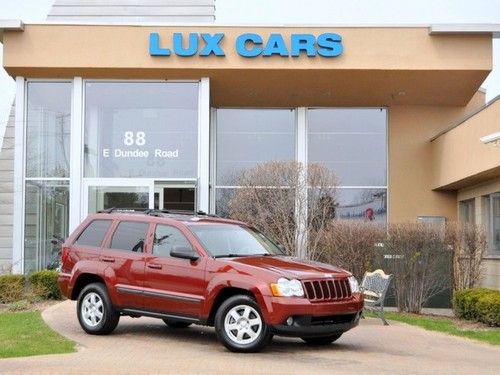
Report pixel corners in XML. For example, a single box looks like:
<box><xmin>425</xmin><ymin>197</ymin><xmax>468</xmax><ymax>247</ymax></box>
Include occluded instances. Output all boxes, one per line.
<box><xmin>447</xmin><ymin>222</ymin><xmax>487</xmax><ymax>291</ymax></box>
<box><xmin>318</xmin><ymin>220</ymin><xmax>386</xmax><ymax>279</ymax></box>
<box><xmin>228</xmin><ymin>161</ymin><xmax>338</xmax><ymax>259</ymax></box>
<box><xmin>385</xmin><ymin>223</ymin><xmax>453</xmax><ymax>313</ymax></box>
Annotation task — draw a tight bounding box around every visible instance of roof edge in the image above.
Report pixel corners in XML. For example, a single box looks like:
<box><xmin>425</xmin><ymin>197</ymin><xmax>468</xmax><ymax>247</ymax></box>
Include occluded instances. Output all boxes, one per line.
<box><xmin>430</xmin><ymin>24</ymin><xmax>500</xmax><ymax>38</ymax></box>
<box><xmin>430</xmin><ymin>94</ymin><xmax>500</xmax><ymax>142</ymax></box>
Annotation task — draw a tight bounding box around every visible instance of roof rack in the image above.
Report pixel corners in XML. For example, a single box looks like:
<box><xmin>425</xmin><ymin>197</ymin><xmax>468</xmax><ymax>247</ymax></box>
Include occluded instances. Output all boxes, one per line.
<box><xmin>97</xmin><ymin>208</ymin><xmax>219</xmax><ymax>218</ymax></box>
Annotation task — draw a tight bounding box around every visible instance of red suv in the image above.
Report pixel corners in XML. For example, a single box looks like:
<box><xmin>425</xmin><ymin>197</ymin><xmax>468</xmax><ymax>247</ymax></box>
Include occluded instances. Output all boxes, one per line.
<box><xmin>58</xmin><ymin>210</ymin><xmax>363</xmax><ymax>352</ymax></box>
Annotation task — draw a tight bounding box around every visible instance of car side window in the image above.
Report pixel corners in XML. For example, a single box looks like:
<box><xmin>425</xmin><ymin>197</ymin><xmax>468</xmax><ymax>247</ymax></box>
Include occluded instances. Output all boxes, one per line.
<box><xmin>109</xmin><ymin>221</ymin><xmax>149</xmax><ymax>253</ymax></box>
<box><xmin>154</xmin><ymin>224</ymin><xmax>193</xmax><ymax>257</ymax></box>
<box><xmin>75</xmin><ymin>220</ymin><xmax>112</xmax><ymax>248</ymax></box>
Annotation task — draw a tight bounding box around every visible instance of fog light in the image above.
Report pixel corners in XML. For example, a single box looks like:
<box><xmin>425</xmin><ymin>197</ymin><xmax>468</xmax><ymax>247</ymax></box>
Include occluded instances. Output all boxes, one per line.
<box><xmin>286</xmin><ymin>317</ymin><xmax>294</xmax><ymax>326</ymax></box>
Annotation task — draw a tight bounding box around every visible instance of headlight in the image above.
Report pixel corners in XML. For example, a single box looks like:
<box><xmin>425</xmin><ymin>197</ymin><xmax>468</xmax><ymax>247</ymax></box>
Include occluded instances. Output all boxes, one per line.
<box><xmin>271</xmin><ymin>278</ymin><xmax>304</xmax><ymax>297</ymax></box>
<box><xmin>348</xmin><ymin>276</ymin><xmax>360</xmax><ymax>293</ymax></box>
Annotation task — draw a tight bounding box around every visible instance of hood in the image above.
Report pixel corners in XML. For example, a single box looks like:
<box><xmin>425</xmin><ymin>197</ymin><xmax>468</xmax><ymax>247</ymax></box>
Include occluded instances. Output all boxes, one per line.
<box><xmin>224</xmin><ymin>256</ymin><xmax>349</xmax><ymax>280</ymax></box>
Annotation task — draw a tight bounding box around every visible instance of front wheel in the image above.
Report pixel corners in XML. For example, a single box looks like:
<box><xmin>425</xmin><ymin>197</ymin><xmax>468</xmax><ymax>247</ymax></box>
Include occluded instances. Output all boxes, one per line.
<box><xmin>301</xmin><ymin>333</ymin><xmax>342</xmax><ymax>346</ymax></box>
<box><xmin>77</xmin><ymin>283</ymin><xmax>119</xmax><ymax>335</ymax></box>
<box><xmin>215</xmin><ymin>295</ymin><xmax>271</xmax><ymax>353</ymax></box>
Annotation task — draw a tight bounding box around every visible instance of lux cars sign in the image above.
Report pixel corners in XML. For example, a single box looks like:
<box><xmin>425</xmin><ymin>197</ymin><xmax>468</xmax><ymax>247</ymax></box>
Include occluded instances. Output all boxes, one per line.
<box><xmin>149</xmin><ymin>32</ymin><xmax>343</xmax><ymax>58</ymax></box>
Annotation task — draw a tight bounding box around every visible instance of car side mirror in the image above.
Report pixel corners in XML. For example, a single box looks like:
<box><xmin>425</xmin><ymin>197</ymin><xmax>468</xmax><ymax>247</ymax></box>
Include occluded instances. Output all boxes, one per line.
<box><xmin>170</xmin><ymin>246</ymin><xmax>199</xmax><ymax>261</ymax></box>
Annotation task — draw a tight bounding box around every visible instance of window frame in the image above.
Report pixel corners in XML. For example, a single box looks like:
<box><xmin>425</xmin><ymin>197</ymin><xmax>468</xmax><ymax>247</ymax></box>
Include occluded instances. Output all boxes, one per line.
<box><xmin>152</xmin><ymin>223</ymin><xmax>195</xmax><ymax>258</ymax></box>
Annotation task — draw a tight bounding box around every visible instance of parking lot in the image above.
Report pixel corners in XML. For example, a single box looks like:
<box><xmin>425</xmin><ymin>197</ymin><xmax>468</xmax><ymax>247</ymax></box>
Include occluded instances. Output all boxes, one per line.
<box><xmin>1</xmin><ymin>300</ymin><xmax>499</xmax><ymax>374</ymax></box>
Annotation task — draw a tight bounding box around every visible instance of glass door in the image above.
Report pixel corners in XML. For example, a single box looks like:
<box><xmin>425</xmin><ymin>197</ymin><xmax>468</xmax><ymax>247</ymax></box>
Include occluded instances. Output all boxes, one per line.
<box><xmin>82</xmin><ymin>179</ymin><xmax>155</xmax><ymax>216</ymax></box>
<box><xmin>82</xmin><ymin>179</ymin><xmax>198</xmax><ymax>218</ymax></box>
<box><xmin>154</xmin><ymin>180</ymin><xmax>197</xmax><ymax>211</ymax></box>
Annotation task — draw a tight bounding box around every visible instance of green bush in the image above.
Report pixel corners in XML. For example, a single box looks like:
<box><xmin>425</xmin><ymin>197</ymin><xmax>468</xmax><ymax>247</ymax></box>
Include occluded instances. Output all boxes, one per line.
<box><xmin>0</xmin><ymin>274</ymin><xmax>25</xmax><ymax>303</ymax></box>
<box><xmin>28</xmin><ymin>270</ymin><xmax>61</xmax><ymax>300</ymax></box>
<box><xmin>454</xmin><ymin>288</ymin><xmax>500</xmax><ymax>326</ymax></box>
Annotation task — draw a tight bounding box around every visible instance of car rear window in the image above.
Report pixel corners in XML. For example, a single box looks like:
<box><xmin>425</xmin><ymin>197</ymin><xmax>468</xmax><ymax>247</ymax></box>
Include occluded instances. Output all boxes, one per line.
<box><xmin>75</xmin><ymin>219</ymin><xmax>112</xmax><ymax>248</ymax></box>
<box><xmin>109</xmin><ymin>221</ymin><xmax>149</xmax><ymax>252</ymax></box>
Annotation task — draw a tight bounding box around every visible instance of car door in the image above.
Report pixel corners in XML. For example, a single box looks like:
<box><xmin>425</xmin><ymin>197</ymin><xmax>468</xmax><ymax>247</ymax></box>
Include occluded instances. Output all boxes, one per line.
<box><xmin>143</xmin><ymin>223</ymin><xmax>207</xmax><ymax>319</ymax></box>
<box><xmin>101</xmin><ymin>219</ymin><xmax>150</xmax><ymax>310</ymax></box>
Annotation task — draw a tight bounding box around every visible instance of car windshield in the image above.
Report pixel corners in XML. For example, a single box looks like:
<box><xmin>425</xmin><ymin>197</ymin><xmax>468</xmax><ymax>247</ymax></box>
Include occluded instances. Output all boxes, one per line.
<box><xmin>188</xmin><ymin>224</ymin><xmax>284</xmax><ymax>258</ymax></box>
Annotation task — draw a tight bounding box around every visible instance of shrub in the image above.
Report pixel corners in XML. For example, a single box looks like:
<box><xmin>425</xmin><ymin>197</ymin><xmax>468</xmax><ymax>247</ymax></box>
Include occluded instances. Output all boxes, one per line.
<box><xmin>385</xmin><ymin>223</ymin><xmax>453</xmax><ymax>313</ymax></box>
<box><xmin>318</xmin><ymin>220</ymin><xmax>386</xmax><ymax>280</ymax></box>
<box><xmin>0</xmin><ymin>274</ymin><xmax>25</xmax><ymax>303</ymax></box>
<box><xmin>454</xmin><ymin>288</ymin><xmax>500</xmax><ymax>326</ymax></box>
<box><xmin>28</xmin><ymin>270</ymin><xmax>61</xmax><ymax>300</ymax></box>
<box><xmin>447</xmin><ymin>223</ymin><xmax>487</xmax><ymax>292</ymax></box>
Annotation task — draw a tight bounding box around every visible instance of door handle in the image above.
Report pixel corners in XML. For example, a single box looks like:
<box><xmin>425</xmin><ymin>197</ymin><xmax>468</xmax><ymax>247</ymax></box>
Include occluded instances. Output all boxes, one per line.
<box><xmin>100</xmin><ymin>256</ymin><xmax>115</xmax><ymax>263</ymax></box>
<box><xmin>147</xmin><ymin>263</ymin><xmax>162</xmax><ymax>270</ymax></box>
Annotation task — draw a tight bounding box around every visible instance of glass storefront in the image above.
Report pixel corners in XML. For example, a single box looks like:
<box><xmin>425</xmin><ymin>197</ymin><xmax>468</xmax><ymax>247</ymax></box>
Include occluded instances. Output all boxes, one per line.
<box><xmin>20</xmin><ymin>79</ymin><xmax>387</xmax><ymax>272</ymax></box>
<box><xmin>214</xmin><ymin>108</ymin><xmax>388</xmax><ymax>221</ymax></box>
<box><xmin>84</xmin><ymin>82</ymin><xmax>199</xmax><ymax>179</ymax></box>
<box><xmin>24</xmin><ymin>82</ymin><xmax>71</xmax><ymax>273</ymax></box>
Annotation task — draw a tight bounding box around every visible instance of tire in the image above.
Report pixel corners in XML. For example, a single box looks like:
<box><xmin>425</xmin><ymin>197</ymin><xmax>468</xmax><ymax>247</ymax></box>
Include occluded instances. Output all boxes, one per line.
<box><xmin>77</xmin><ymin>283</ymin><xmax>120</xmax><ymax>335</ymax></box>
<box><xmin>301</xmin><ymin>333</ymin><xmax>342</xmax><ymax>346</ymax></box>
<box><xmin>162</xmin><ymin>319</ymin><xmax>192</xmax><ymax>329</ymax></box>
<box><xmin>214</xmin><ymin>295</ymin><xmax>271</xmax><ymax>353</ymax></box>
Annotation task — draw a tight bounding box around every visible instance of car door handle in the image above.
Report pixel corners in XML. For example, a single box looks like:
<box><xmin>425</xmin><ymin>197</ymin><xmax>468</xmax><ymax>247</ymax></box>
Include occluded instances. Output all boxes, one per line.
<box><xmin>147</xmin><ymin>263</ymin><xmax>162</xmax><ymax>270</ymax></box>
<box><xmin>100</xmin><ymin>256</ymin><xmax>115</xmax><ymax>263</ymax></box>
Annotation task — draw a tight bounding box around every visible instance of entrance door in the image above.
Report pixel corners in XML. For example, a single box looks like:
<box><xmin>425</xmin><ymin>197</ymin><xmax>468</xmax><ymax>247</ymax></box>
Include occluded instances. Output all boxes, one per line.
<box><xmin>82</xmin><ymin>179</ymin><xmax>197</xmax><ymax>217</ymax></box>
<box><xmin>154</xmin><ymin>181</ymin><xmax>196</xmax><ymax>211</ymax></box>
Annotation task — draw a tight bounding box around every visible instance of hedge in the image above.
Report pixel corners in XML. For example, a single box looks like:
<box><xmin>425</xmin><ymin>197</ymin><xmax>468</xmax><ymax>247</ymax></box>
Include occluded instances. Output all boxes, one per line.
<box><xmin>454</xmin><ymin>288</ymin><xmax>500</xmax><ymax>326</ymax></box>
<box><xmin>0</xmin><ymin>274</ymin><xmax>25</xmax><ymax>303</ymax></box>
<box><xmin>28</xmin><ymin>270</ymin><xmax>61</xmax><ymax>300</ymax></box>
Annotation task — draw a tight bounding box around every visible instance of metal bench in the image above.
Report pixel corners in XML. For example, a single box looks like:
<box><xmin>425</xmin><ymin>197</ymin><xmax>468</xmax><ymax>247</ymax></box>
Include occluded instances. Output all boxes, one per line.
<box><xmin>361</xmin><ymin>269</ymin><xmax>393</xmax><ymax>325</ymax></box>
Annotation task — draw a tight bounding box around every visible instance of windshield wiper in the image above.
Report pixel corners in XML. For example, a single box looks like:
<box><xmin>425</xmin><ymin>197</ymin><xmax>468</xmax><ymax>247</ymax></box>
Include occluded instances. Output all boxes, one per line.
<box><xmin>214</xmin><ymin>253</ymin><xmax>256</xmax><ymax>258</ymax></box>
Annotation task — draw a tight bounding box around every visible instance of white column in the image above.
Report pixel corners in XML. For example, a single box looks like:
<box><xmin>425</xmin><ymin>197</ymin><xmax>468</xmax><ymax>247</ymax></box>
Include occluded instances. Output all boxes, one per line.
<box><xmin>296</xmin><ymin>107</ymin><xmax>308</xmax><ymax>259</ymax></box>
<box><xmin>197</xmin><ymin>77</ymin><xmax>210</xmax><ymax>213</ymax></box>
<box><xmin>12</xmin><ymin>77</ymin><xmax>25</xmax><ymax>274</ymax></box>
<box><xmin>69</xmin><ymin>77</ymin><xmax>83</xmax><ymax>231</ymax></box>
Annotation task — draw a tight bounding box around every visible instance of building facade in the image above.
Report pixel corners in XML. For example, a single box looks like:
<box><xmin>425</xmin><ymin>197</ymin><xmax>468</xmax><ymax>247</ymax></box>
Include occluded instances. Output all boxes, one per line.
<box><xmin>0</xmin><ymin>4</ymin><xmax>499</xmax><ymax>287</ymax></box>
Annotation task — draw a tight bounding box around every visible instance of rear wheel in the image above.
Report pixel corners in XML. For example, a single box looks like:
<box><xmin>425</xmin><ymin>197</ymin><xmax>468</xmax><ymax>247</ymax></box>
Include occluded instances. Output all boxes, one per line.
<box><xmin>301</xmin><ymin>334</ymin><xmax>342</xmax><ymax>346</ymax></box>
<box><xmin>215</xmin><ymin>295</ymin><xmax>271</xmax><ymax>353</ymax></box>
<box><xmin>77</xmin><ymin>283</ymin><xmax>119</xmax><ymax>335</ymax></box>
<box><xmin>162</xmin><ymin>319</ymin><xmax>192</xmax><ymax>329</ymax></box>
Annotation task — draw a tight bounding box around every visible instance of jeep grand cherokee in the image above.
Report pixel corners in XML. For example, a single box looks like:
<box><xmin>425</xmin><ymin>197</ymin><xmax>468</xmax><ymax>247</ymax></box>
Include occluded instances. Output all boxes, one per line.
<box><xmin>58</xmin><ymin>209</ymin><xmax>363</xmax><ymax>352</ymax></box>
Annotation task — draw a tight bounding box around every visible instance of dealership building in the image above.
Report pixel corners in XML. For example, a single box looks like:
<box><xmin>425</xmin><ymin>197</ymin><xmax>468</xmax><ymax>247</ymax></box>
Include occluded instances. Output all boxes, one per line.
<box><xmin>0</xmin><ymin>1</ymin><xmax>499</xmax><ymax>288</ymax></box>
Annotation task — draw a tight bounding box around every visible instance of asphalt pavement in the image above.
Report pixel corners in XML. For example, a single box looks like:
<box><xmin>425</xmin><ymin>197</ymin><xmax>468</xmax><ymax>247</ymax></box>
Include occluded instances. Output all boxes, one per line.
<box><xmin>1</xmin><ymin>300</ymin><xmax>499</xmax><ymax>374</ymax></box>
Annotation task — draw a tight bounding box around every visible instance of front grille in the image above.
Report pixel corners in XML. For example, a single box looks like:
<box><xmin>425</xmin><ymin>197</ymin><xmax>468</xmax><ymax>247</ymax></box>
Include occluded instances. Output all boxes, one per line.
<box><xmin>303</xmin><ymin>278</ymin><xmax>352</xmax><ymax>302</ymax></box>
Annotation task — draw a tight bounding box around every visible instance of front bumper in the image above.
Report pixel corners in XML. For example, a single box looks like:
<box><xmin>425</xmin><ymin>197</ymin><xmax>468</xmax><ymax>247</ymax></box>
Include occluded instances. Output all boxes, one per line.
<box><xmin>261</xmin><ymin>293</ymin><xmax>363</xmax><ymax>337</ymax></box>
<box><xmin>270</xmin><ymin>312</ymin><xmax>361</xmax><ymax>337</ymax></box>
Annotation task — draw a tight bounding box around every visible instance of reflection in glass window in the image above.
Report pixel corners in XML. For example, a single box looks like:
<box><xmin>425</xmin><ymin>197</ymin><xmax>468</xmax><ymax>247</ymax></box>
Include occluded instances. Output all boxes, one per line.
<box><xmin>491</xmin><ymin>194</ymin><xmax>500</xmax><ymax>253</ymax></box>
<box><xmin>84</xmin><ymin>82</ymin><xmax>198</xmax><ymax>178</ymax></box>
<box><xmin>308</xmin><ymin>109</ymin><xmax>387</xmax><ymax>186</ymax></box>
<box><xmin>335</xmin><ymin>188</ymin><xmax>387</xmax><ymax>222</ymax></box>
<box><xmin>24</xmin><ymin>181</ymin><xmax>69</xmax><ymax>273</ymax></box>
<box><xmin>88</xmin><ymin>186</ymin><xmax>149</xmax><ymax>214</ymax></box>
<box><xmin>109</xmin><ymin>221</ymin><xmax>149</xmax><ymax>252</ymax></box>
<box><xmin>216</xmin><ymin>109</ymin><xmax>295</xmax><ymax>185</ymax></box>
<box><xmin>153</xmin><ymin>225</ymin><xmax>193</xmax><ymax>257</ymax></box>
<box><xmin>459</xmin><ymin>199</ymin><xmax>475</xmax><ymax>224</ymax></box>
<box><xmin>26</xmin><ymin>82</ymin><xmax>72</xmax><ymax>178</ymax></box>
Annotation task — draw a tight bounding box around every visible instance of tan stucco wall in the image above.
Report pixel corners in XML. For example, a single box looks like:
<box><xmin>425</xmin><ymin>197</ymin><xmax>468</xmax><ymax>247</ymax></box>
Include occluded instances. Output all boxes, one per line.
<box><xmin>3</xmin><ymin>25</ymin><xmax>492</xmax><ymax>107</ymax></box>
<box><xmin>431</xmin><ymin>99</ymin><xmax>500</xmax><ymax>190</ymax></box>
<box><xmin>388</xmin><ymin>91</ymin><xmax>486</xmax><ymax>222</ymax></box>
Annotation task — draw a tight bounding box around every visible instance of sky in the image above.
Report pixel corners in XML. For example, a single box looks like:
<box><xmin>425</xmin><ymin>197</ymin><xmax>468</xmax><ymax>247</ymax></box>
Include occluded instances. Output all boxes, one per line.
<box><xmin>0</xmin><ymin>0</ymin><xmax>499</xmax><ymax>142</ymax></box>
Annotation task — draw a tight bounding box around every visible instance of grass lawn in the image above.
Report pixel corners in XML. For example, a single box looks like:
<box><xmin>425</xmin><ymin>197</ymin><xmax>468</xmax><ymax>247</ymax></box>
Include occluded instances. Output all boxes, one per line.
<box><xmin>0</xmin><ymin>311</ymin><xmax>75</xmax><ymax>358</ymax></box>
<box><xmin>367</xmin><ymin>311</ymin><xmax>500</xmax><ymax>346</ymax></box>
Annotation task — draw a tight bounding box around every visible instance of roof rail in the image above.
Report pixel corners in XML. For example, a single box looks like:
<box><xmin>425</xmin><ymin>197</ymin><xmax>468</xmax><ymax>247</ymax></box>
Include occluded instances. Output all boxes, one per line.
<box><xmin>97</xmin><ymin>208</ymin><xmax>219</xmax><ymax>218</ymax></box>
